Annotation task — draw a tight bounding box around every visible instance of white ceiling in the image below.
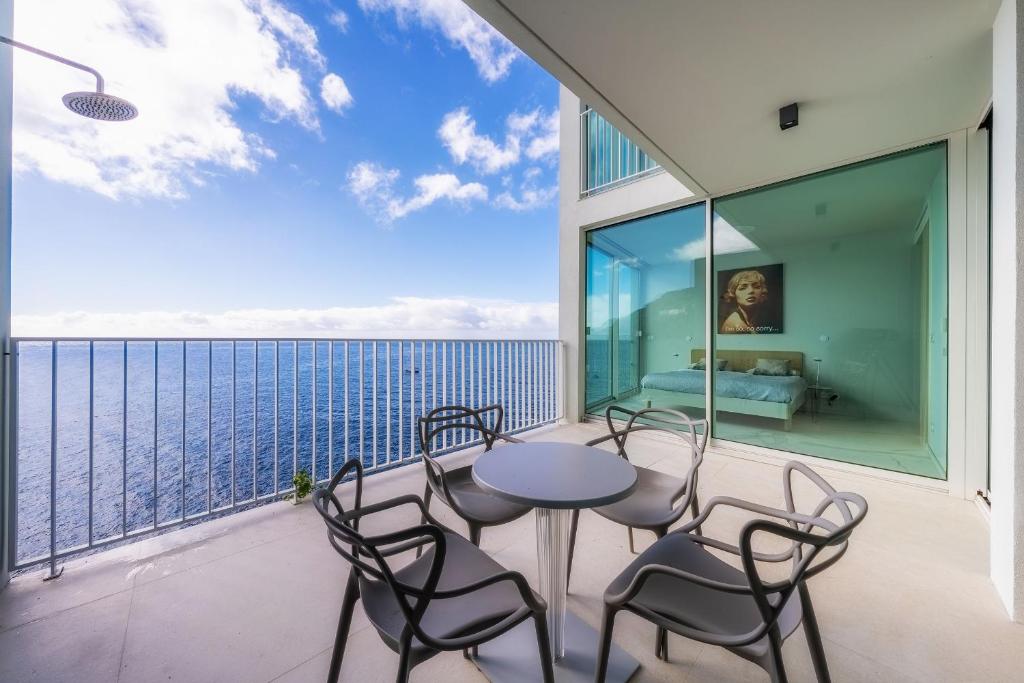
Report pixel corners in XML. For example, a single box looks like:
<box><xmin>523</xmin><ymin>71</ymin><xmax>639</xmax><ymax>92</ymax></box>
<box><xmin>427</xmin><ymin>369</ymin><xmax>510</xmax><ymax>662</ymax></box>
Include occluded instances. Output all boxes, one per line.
<box><xmin>465</xmin><ymin>0</ymin><xmax>998</xmax><ymax>196</ymax></box>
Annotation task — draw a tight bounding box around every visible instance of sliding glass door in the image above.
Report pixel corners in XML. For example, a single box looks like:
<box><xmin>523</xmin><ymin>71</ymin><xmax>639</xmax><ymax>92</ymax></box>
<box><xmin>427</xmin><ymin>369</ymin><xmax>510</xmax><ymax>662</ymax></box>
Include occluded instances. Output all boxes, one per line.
<box><xmin>710</xmin><ymin>142</ymin><xmax>948</xmax><ymax>478</ymax></box>
<box><xmin>584</xmin><ymin>203</ymin><xmax>707</xmax><ymax>417</ymax></box>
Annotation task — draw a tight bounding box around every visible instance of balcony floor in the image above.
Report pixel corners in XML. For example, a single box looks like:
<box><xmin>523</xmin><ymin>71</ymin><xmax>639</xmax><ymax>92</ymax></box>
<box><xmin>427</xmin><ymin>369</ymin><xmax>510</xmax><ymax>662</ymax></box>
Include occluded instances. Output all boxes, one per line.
<box><xmin>1</xmin><ymin>422</ymin><xmax>1020</xmax><ymax>682</ymax></box>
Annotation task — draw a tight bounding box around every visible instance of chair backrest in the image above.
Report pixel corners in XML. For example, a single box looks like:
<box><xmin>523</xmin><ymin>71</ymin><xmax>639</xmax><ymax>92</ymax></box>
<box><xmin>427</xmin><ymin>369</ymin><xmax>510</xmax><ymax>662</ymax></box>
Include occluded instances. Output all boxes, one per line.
<box><xmin>739</xmin><ymin>461</ymin><xmax>868</xmax><ymax>636</ymax></box>
<box><xmin>416</xmin><ymin>404</ymin><xmax>509</xmax><ymax>496</ymax></box>
<box><xmin>312</xmin><ymin>459</ymin><xmax>448</xmax><ymax>648</ymax></box>
<box><xmin>602</xmin><ymin>405</ymin><xmax>709</xmax><ymax>460</ymax></box>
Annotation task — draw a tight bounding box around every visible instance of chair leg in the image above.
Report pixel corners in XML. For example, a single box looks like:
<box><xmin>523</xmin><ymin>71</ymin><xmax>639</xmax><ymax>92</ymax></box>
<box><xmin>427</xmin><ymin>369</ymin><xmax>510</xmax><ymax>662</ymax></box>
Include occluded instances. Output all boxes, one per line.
<box><xmin>328</xmin><ymin>571</ymin><xmax>360</xmax><ymax>683</ymax></box>
<box><xmin>594</xmin><ymin>605</ymin><xmax>618</xmax><ymax>683</ymax></box>
<box><xmin>417</xmin><ymin>483</ymin><xmax>433</xmax><ymax>558</ymax></box>
<box><xmin>653</xmin><ymin>528</ymin><xmax>669</xmax><ymax>661</ymax></box>
<box><xmin>532</xmin><ymin>612</ymin><xmax>555</xmax><ymax>683</ymax></box>
<box><xmin>627</xmin><ymin>527</ymin><xmax>636</xmax><ymax>554</ymax></box>
<box><xmin>396</xmin><ymin>631</ymin><xmax>414</xmax><ymax>683</ymax></box>
<box><xmin>764</xmin><ymin>627</ymin><xmax>789</xmax><ymax>683</ymax></box>
<box><xmin>469</xmin><ymin>523</ymin><xmax>482</xmax><ymax>547</ymax></box>
<box><xmin>689</xmin><ymin>492</ymin><xmax>702</xmax><ymax>536</ymax></box>
<box><xmin>566</xmin><ymin>509</ymin><xmax>580</xmax><ymax>591</ymax></box>
<box><xmin>799</xmin><ymin>583</ymin><xmax>832</xmax><ymax>683</ymax></box>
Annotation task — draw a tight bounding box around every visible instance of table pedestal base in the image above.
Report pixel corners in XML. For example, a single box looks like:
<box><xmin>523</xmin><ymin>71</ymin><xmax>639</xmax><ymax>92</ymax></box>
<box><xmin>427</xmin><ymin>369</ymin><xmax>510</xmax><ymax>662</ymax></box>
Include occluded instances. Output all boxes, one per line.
<box><xmin>472</xmin><ymin>610</ymin><xmax>639</xmax><ymax>683</ymax></box>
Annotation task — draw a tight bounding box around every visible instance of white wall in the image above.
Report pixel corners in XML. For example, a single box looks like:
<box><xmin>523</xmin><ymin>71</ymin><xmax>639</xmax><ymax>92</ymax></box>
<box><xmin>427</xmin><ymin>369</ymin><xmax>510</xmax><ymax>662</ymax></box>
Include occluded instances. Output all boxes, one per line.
<box><xmin>0</xmin><ymin>0</ymin><xmax>12</xmax><ymax>591</ymax></box>
<box><xmin>989</xmin><ymin>0</ymin><xmax>1024</xmax><ymax>621</ymax></box>
<box><xmin>558</xmin><ymin>85</ymin><xmax>693</xmax><ymax>422</ymax></box>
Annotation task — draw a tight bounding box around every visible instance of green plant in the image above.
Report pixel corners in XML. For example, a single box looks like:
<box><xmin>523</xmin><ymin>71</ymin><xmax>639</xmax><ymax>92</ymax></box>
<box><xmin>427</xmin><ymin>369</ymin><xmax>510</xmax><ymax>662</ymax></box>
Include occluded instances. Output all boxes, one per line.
<box><xmin>292</xmin><ymin>468</ymin><xmax>313</xmax><ymax>501</ymax></box>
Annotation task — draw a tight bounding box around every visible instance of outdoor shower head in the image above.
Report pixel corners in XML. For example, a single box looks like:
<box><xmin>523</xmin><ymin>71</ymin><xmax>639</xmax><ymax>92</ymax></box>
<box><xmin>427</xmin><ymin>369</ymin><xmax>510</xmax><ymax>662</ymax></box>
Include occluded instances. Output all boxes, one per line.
<box><xmin>61</xmin><ymin>91</ymin><xmax>138</xmax><ymax>122</ymax></box>
<box><xmin>1</xmin><ymin>35</ymin><xmax>139</xmax><ymax>122</ymax></box>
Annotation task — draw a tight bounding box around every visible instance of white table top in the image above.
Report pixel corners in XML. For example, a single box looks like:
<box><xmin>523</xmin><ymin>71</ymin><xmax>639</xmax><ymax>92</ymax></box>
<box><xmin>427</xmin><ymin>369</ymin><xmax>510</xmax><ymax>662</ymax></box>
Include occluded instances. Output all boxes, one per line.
<box><xmin>472</xmin><ymin>441</ymin><xmax>638</xmax><ymax>510</ymax></box>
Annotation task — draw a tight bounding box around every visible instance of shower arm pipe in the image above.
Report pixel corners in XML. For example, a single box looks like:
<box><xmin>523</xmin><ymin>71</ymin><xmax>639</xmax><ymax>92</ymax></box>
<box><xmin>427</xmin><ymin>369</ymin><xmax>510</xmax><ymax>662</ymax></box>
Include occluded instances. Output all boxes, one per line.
<box><xmin>0</xmin><ymin>35</ymin><xmax>104</xmax><ymax>92</ymax></box>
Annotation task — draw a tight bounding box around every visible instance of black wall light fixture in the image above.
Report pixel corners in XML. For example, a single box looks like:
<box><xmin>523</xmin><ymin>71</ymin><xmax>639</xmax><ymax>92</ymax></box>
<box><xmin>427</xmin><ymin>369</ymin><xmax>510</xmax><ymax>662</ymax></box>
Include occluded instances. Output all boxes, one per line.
<box><xmin>779</xmin><ymin>102</ymin><xmax>799</xmax><ymax>130</ymax></box>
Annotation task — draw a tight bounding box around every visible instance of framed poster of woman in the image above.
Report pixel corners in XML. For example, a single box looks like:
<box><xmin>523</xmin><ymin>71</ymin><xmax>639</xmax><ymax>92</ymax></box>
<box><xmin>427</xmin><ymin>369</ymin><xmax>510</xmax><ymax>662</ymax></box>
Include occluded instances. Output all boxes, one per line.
<box><xmin>717</xmin><ymin>264</ymin><xmax>784</xmax><ymax>334</ymax></box>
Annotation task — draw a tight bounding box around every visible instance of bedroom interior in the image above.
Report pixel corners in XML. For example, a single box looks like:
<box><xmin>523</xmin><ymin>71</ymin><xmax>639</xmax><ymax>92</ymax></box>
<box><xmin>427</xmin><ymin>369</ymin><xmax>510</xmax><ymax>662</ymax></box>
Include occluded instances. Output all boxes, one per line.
<box><xmin>585</xmin><ymin>141</ymin><xmax>948</xmax><ymax>479</ymax></box>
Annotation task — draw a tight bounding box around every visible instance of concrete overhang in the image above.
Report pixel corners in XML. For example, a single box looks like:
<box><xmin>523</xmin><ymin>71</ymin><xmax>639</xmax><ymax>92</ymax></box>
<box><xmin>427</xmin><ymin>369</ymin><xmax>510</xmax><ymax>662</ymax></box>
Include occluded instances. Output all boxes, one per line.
<box><xmin>464</xmin><ymin>0</ymin><xmax>999</xmax><ymax>196</ymax></box>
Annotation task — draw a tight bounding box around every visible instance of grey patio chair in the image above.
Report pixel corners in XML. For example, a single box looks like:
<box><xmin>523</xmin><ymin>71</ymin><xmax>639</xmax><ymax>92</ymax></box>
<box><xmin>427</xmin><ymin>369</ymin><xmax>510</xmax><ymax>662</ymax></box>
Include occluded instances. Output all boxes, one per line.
<box><xmin>416</xmin><ymin>404</ymin><xmax>532</xmax><ymax>550</ymax></box>
<box><xmin>567</xmin><ymin>405</ymin><xmax>707</xmax><ymax>589</ymax></box>
<box><xmin>313</xmin><ymin>458</ymin><xmax>555</xmax><ymax>683</ymax></box>
<box><xmin>594</xmin><ymin>460</ymin><xmax>868</xmax><ymax>683</ymax></box>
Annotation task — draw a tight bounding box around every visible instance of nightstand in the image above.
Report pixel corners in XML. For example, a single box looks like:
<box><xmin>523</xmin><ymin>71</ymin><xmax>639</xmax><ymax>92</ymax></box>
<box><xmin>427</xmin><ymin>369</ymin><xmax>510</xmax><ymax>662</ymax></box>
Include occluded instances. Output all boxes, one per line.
<box><xmin>806</xmin><ymin>385</ymin><xmax>834</xmax><ymax>421</ymax></box>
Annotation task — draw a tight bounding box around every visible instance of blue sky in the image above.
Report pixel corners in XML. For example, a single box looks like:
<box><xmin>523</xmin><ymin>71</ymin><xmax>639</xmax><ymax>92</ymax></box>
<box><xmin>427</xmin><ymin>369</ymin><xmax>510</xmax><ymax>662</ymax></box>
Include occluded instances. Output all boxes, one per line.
<box><xmin>11</xmin><ymin>0</ymin><xmax>559</xmax><ymax>338</ymax></box>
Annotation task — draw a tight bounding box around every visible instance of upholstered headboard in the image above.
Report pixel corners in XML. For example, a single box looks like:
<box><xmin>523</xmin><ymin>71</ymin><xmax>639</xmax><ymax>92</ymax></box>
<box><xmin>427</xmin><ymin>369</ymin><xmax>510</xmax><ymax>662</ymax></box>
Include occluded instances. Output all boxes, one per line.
<box><xmin>690</xmin><ymin>349</ymin><xmax>804</xmax><ymax>375</ymax></box>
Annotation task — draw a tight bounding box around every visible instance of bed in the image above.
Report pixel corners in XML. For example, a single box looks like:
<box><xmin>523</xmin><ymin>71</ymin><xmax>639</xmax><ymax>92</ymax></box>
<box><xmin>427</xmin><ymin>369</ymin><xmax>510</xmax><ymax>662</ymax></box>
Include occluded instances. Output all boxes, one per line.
<box><xmin>639</xmin><ymin>350</ymin><xmax>807</xmax><ymax>430</ymax></box>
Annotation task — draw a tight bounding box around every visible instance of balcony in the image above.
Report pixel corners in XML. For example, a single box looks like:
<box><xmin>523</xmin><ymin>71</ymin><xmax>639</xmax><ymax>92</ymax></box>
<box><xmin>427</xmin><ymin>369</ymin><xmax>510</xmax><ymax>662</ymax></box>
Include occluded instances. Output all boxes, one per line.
<box><xmin>579</xmin><ymin>107</ymin><xmax>661</xmax><ymax>197</ymax></box>
<box><xmin>1</xmin><ymin>418</ymin><xmax>1020</xmax><ymax>682</ymax></box>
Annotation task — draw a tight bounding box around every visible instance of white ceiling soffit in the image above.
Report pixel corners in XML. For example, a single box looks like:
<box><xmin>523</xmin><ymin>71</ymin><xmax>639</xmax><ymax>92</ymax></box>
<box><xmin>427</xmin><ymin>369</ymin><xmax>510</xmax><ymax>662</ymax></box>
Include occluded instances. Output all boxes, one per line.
<box><xmin>464</xmin><ymin>0</ymin><xmax>998</xmax><ymax>197</ymax></box>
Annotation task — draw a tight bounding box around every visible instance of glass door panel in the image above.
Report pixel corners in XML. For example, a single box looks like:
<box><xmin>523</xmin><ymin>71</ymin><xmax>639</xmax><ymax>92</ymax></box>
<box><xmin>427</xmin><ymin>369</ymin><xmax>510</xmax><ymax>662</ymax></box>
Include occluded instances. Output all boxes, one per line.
<box><xmin>584</xmin><ymin>203</ymin><xmax>707</xmax><ymax>420</ymax></box>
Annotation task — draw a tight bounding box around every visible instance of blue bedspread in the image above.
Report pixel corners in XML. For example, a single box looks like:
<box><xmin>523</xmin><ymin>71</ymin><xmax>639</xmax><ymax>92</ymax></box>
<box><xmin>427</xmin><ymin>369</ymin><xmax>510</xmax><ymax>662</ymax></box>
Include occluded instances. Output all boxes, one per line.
<box><xmin>641</xmin><ymin>369</ymin><xmax>807</xmax><ymax>404</ymax></box>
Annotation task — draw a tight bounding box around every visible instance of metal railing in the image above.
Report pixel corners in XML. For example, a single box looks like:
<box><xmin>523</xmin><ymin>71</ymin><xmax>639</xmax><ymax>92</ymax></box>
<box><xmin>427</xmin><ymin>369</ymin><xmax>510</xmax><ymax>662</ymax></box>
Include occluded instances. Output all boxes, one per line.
<box><xmin>8</xmin><ymin>337</ymin><xmax>564</xmax><ymax>575</ymax></box>
<box><xmin>580</xmin><ymin>106</ymin><xmax>660</xmax><ymax>197</ymax></box>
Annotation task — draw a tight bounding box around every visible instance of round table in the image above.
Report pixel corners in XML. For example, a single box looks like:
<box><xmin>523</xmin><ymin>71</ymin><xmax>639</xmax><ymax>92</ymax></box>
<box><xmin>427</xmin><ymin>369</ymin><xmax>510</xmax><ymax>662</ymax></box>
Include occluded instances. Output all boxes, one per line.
<box><xmin>472</xmin><ymin>442</ymin><xmax>639</xmax><ymax>682</ymax></box>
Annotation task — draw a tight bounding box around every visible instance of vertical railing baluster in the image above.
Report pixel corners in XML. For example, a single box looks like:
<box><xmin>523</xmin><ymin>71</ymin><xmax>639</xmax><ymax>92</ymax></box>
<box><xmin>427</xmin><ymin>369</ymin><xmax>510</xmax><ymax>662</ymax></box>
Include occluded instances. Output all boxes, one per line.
<box><xmin>88</xmin><ymin>341</ymin><xmax>94</xmax><ymax>545</ymax></box>
<box><xmin>469</xmin><ymin>342</ymin><xmax>475</xmax><ymax>412</ymax></box>
<box><xmin>274</xmin><ymin>341</ymin><xmax>279</xmax><ymax>495</ymax></box>
<box><xmin>432</xmin><ymin>341</ymin><xmax>437</xmax><ymax>417</ymax></box>
<box><xmin>231</xmin><ymin>340</ymin><xmax>236</xmax><ymax>508</ymax></box>
<box><xmin>410</xmin><ymin>341</ymin><xmax>416</xmax><ymax>458</ymax></box>
<box><xmin>329</xmin><ymin>340</ymin><xmax>334</xmax><ymax>479</ymax></box>
<box><xmin>153</xmin><ymin>341</ymin><xmax>159</xmax><ymax>528</ymax></box>
<box><xmin>123</xmin><ymin>341</ymin><xmax>128</xmax><ymax>536</ymax></box>
<box><xmin>312</xmin><ymin>341</ymin><xmax>317</xmax><ymax>485</ymax></box>
<box><xmin>386</xmin><ymin>341</ymin><xmax>391</xmax><ymax>465</ymax></box>
<box><xmin>181</xmin><ymin>341</ymin><xmax>186</xmax><ymax>520</ymax></box>
<box><xmin>344</xmin><ymin>341</ymin><xmax>349</xmax><ymax>465</ymax></box>
<box><xmin>420</xmin><ymin>341</ymin><xmax>426</xmax><ymax>450</ymax></box>
<box><xmin>292</xmin><ymin>342</ymin><xmax>297</xmax><ymax>490</ymax></box>
<box><xmin>360</xmin><ymin>341</ymin><xmax>366</xmax><ymax>468</ymax></box>
<box><xmin>440</xmin><ymin>342</ymin><xmax>447</xmax><ymax>451</ymax></box>
<box><xmin>46</xmin><ymin>342</ymin><xmax>59</xmax><ymax>578</ymax></box>
<box><xmin>372</xmin><ymin>341</ymin><xmax>378</xmax><ymax>469</ymax></box>
<box><xmin>207</xmin><ymin>341</ymin><xmax>212</xmax><ymax>513</ymax></box>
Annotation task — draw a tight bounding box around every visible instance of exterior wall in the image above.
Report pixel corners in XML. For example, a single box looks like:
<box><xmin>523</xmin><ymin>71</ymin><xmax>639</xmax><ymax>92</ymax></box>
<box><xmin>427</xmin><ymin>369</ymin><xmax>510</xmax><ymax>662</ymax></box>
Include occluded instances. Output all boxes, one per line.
<box><xmin>558</xmin><ymin>85</ymin><xmax>693</xmax><ymax>422</ymax></box>
<box><xmin>0</xmin><ymin>0</ymin><xmax>12</xmax><ymax>591</ymax></box>
<box><xmin>989</xmin><ymin>0</ymin><xmax>1024</xmax><ymax>622</ymax></box>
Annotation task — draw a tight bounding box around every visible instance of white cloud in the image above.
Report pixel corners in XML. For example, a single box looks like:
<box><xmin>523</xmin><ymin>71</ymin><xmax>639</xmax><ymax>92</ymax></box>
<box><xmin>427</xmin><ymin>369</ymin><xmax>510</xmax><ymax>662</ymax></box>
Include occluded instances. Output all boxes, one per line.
<box><xmin>347</xmin><ymin>161</ymin><xmax>487</xmax><ymax>223</ymax></box>
<box><xmin>320</xmin><ymin>73</ymin><xmax>354</xmax><ymax>113</ymax></box>
<box><xmin>13</xmin><ymin>0</ymin><xmax>343</xmax><ymax>200</ymax></box>
<box><xmin>438</xmin><ymin>106</ymin><xmax>558</xmax><ymax>175</ymax></box>
<box><xmin>525</xmin><ymin>110</ymin><xmax>559</xmax><ymax>160</ymax></box>
<box><xmin>328</xmin><ymin>9</ymin><xmax>350</xmax><ymax>33</ymax></box>
<box><xmin>438</xmin><ymin>107</ymin><xmax>519</xmax><ymax>174</ymax></box>
<box><xmin>12</xmin><ymin>298</ymin><xmax>558</xmax><ymax>339</ymax></box>
<box><xmin>494</xmin><ymin>166</ymin><xmax>556</xmax><ymax>211</ymax></box>
<box><xmin>357</xmin><ymin>0</ymin><xmax>520</xmax><ymax>83</ymax></box>
<box><xmin>251</xmin><ymin>0</ymin><xmax>326</xmax><ymax>69</ymax></box>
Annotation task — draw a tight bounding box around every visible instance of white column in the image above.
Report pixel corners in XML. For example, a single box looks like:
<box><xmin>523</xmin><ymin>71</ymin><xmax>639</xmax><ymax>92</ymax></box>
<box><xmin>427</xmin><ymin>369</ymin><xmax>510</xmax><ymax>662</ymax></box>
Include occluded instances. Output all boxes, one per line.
<box><xmin>989</xmin><ymin>0</ymin><xmax>1024</xmax><ymax>622</ymax></box>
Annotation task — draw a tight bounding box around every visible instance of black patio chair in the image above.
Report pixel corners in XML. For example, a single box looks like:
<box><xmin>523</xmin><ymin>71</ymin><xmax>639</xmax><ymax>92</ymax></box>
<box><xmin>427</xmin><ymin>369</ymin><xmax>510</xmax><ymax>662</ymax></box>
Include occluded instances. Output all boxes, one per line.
<box><xmin>313</xmin><ymin>458</ymin><xmax>555</xmax><ymax>683</ymax></box>
<box><xmin>416</xmin><ymin>404</ymin><xmax>532</xmax><ymax>550</ymax></box>
<box><xmin>594</xmin><ymin>460</ymin><xmax>868</xmax><ymax>683</ymax></box>
<box><xmin>567</xmin><ymin>406</ymin><xmax>707</xmax><ymax>590</ymax></box>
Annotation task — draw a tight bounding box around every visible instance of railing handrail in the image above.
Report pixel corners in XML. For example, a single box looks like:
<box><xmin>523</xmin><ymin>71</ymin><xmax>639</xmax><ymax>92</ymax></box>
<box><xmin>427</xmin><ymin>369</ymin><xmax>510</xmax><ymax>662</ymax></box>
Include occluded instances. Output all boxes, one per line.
<box><xmin>11</xmin><ymin>336</ymin><xmax>559</xmax><ymax>343</ymax></box>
